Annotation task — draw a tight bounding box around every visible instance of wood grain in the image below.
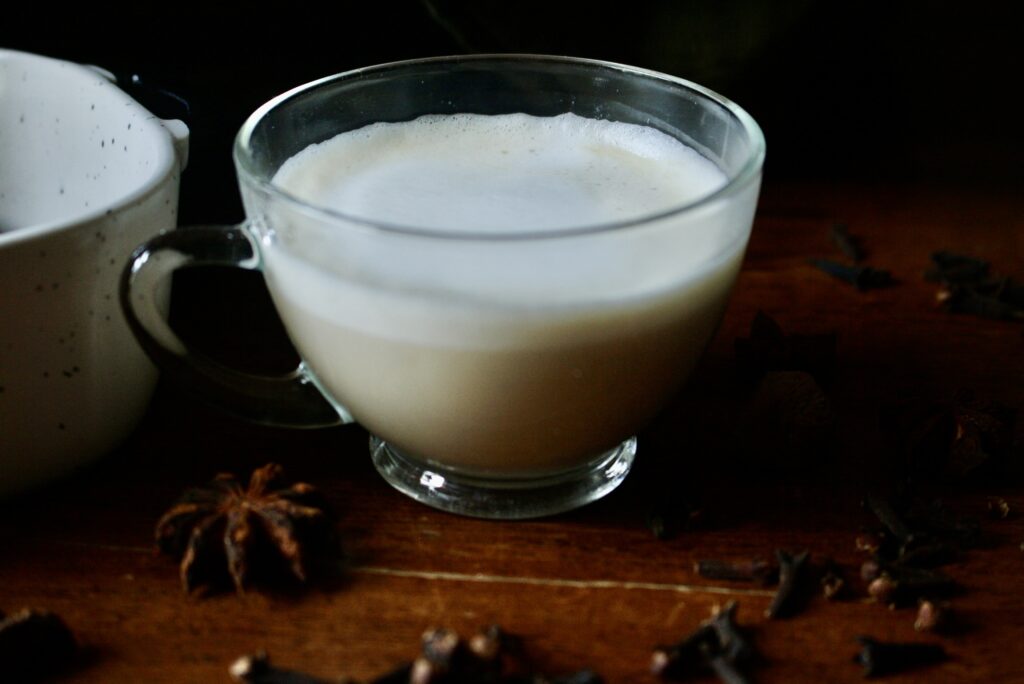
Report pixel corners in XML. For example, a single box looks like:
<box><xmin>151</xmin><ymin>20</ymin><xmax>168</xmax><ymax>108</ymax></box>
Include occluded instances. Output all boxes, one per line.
<box><xmin>2</xmin><ymin>182</ymin><xmax>1023</xmax><ymax>682</ymax></box>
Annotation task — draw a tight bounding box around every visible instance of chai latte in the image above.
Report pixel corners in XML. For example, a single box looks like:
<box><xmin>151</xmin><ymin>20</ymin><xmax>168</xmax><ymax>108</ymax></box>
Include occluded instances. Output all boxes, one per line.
<box><xmin>263</xmin><ymin>113</ymin><xmax>745</xmax><ymax>476</ymax></box>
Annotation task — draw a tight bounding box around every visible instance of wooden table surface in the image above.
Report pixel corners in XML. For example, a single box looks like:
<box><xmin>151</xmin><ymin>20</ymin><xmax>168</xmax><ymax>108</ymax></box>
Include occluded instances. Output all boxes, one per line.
<box><xmin>2</xmin><ymin>181</ymin><xmax>1023</xmax><ymax>682</ymax></box>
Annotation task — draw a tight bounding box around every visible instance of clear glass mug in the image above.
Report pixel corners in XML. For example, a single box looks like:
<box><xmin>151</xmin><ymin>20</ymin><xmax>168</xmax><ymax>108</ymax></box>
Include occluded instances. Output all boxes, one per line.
<box><xmin>122</xmin><ymin>55</ymin><xmax>764</xmax><ymax>519</ymax></box>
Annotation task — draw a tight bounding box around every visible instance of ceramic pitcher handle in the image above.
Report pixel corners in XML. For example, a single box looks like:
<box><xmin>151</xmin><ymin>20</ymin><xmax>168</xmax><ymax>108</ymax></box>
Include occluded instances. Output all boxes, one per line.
<box><xmin>120</xmin><ymin>224</ymin><xmax>346</xmax><ymax>427</ymax></box>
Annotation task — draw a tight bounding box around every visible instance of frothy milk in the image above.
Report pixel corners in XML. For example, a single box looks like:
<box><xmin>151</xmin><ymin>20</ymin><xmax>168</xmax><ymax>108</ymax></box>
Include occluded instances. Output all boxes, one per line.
<box><xmin>262</xmin><ymin>113</ymin><xmax>746</xmax><ymax>476</ymax></box>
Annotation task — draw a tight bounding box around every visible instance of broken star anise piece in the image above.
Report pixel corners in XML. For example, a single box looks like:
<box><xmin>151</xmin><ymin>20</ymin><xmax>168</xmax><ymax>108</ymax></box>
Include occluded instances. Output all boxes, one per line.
<box><xmin>155</xmin><ymin>463</ymin><xmax>337</xmax><ymax>595</ymax></box>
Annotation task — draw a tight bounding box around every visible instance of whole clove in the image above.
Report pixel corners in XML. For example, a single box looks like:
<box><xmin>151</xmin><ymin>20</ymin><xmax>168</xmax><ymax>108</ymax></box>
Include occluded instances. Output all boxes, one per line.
<box><xmin>862</xmin><ymin>494</ymin><xmax>977</xmax><ymax>565</ymax></box>
<box><xmin>695</xmin><ymin>558</ymin><xmax>777</xmax><ymax>585</ymax></box>
<box><xmin>829</xmin><ymin>223</ymin><xmax>866</xmax><ymax>262</ymax></box>
<box><xmin>229</xmin><ymin>652</ymin><xmax>332</xmax><ymax>684</ymax></box>
<box><xmin>893</xmin><ymin>542</ymin><xmax>957</xmax><ymax>569</ymax></box>
<box><xmin>927</xmin><ymin>251</ymin><xmax>1024</xmax><ymax>321</ymax></box>
<box><xmin>651</xmin><ymin>624</ymin><xmax>716</xmax><ymax>680</ymax></box>
<box><xmin>863</xmin><ymin>494</ymin><xmax>916</xmax><ymax>548</ymax></box>
<box><xmin>987</xmin><ymin>496</ymin><xmax>1011</xmax><ymax>519</ymax></box>
<box><xmin>914</xmin><ymin>600</ymin><xmax>952</xmax><ymax>633</ymax></box>
<box><xmin>854</xmin><ymin>636</ymin><xmax>946</xmax><ymax>677</ymax></box>
<box><xmin>855</xmin><ymin>533</ymin><xmax>882</xmax><ymax>555</ymax></box>
<box><xmin>0</xmin><ymin>608</ymin><xmax>78</xmax><ymax>681</ymax></box>
<box><xmin>808</xmin><ymin>258</ymin><xmax>894</xmax><ymax>290</ymax></box>
<box><xmin>937</xmin><ymin>286</ymin><xmax>1024</xmax><ymax>321</ymax></box>
<box><xmin>706</xmin><ymin>602</ymin><xmax>756</xmax><ymax>666</ymax></box>
<box><xmin>652</xmin><ymin>601</ymin><xmax>755</xmax><ymax>684</ymax></box>
<box><xmin>867</xmin><ymin>566</ymin><xmax>957</xmax><ymax>607</ymax></box>
<box><xmin>765</xmin><ymin>549</ymin><xmax>811</xmax><ymax>619</ymax></box>
<box><xmin>820</xmin><ymin>561</ymin><xmax>847</xmax><ymax>600</ymax></box>
<box><xmin>233</xmin><ymin>626</ymin><xmax>598</xmax><ymax>684</ymax></box>
<box><xmin>861</xmin><ymin>559</ymin><xmax>882</xmax><ymax>583</ymax></box>
<box><xmin>881</xmin><ymin>392</ymin><xmax>1015</xmax><ymax>483</ymax></box>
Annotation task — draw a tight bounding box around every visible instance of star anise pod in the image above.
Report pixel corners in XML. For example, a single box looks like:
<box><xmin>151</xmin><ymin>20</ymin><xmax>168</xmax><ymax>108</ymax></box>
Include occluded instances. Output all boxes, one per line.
<box><xmin>155</xmin><ymin>463</ymin><xmax>337</xmax><ymax>595</ymax></box>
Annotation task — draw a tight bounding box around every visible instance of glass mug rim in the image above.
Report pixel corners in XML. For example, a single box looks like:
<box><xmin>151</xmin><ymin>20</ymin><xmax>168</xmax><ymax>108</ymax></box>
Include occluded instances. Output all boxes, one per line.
<box><xmin>232</xmin><ymin>53</ymin><xmax>766</xmax><ymax>242</ymax></box>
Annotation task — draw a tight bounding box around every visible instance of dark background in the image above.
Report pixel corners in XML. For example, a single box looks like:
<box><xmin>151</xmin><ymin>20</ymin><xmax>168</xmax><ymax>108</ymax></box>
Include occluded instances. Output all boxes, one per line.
<box><xmin>5</xmin><ymin>1</ymin><xmax>1021</xmax><ymax>225</ymax></box>
<box><xmin>4</xmin><ymin>1</ymin><xmax>1021</xmax><ymax>368</ymax></box>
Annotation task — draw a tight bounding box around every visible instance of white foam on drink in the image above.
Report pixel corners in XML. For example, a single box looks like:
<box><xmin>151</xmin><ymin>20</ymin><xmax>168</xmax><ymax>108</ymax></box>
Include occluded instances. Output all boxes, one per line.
<box><xmin>272</xmin><ymin>113</ymin><xmax>726</xmax><ymax>232</ymax></box>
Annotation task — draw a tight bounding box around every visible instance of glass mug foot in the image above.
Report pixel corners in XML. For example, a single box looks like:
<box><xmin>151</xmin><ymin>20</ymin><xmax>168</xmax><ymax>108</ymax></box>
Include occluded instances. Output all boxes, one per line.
<box><xmin>370</xmin><ymin>436</ymin><xmax>637</xmax><ymax>519</ymax></box>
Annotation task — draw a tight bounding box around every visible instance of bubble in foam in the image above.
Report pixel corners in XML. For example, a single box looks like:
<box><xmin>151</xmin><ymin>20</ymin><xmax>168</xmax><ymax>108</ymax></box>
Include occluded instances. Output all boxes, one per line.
<box><xmin>273</xmin><ymin>113</ymin><xmax>727</xmax><ymax>234</ymax></box>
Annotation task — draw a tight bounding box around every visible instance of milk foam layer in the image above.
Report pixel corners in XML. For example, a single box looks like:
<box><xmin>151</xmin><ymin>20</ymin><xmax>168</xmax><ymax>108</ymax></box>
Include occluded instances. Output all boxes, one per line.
<box><xmin>258</xmin><ymin>113</ymin><xmax>756</xmax><ymax>475</ymax></box>
<box><xmin>272</xmin><ymin>113</ymin><xmax>726</xmax><ymax>232</ymax></box>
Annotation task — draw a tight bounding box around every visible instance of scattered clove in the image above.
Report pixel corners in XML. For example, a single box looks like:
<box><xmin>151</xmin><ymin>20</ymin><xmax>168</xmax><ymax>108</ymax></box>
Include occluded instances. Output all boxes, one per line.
<box><xmin>695</xmin><ymin>559</ymin><xmax>777</xmax><ymax>585</ymax></box>
<box><xmin>230</xmin><ymin>652</ymin><xmax>332</xmax><ymax>684</ymax></box>
<box><xmin>860</xmin><ymin>559</ymin><xmax>882</xmax><ymax>583</ymax></box>
<box><xmin>854</xmin><ymin>636</ymin><xmax>946</xmax><ymax>677</ymax></box>
<box><xmin>819</xmin><ymin>561</ymin><xmax>847</xmax><ymax>600</ymax></box>
<box><xmin>651</xmin><ymin>623</ymin><xmax>716</xmax><ymax>680</ymax></box>
<box><xmin>855</xmin><ymin>533</ymin><xmax>882</xmax><ymax>555</ymax></box>
<box><xmin>862</xmin><ymin>493</ymin><xmax>979</xmax><ymax>566</ymax></box>
<box><xmin>914</xmin><ymin>600</ymin><xmax>952</xmax><ymax>633</ymax></box>
<box><xmin>0</xmin><ymin>608</ymin><xmax>78</xmax><ymax>681</ymax></box>
<box><xmin>867</xmin><ymin>566</ymin><xmax>957</xmax><ymax>607</ymax></box>
<box><xmin>734</xmin><ymin>311</ymin><xmax>837</xmax><ymax>386</ymax></box>
<box><xmin>652</xmin><ymin>601</ymin><xmax>755</xmax><ymax>684</ymax></box>
<box><xmin>987</xmin><ymin>496</ymin><xmax>1011</xmax><ymax>519</ymax></box>
<box><xmin>880</xmin><ymin>392</ymin><xmax>1016</xmax><ymax>482</ymax></box>
<box><xmin>808</xmin><ymin>258</ymin><xmax>894</xmax><ymax>290</ymax></box>
<box><xmin>765</xmin><ymin>549</ymin><xmax>811</xmax><ymax>619</ymax></box>
<box><xmin>862</xmin><ymin>494</ymin><xmax>916</xmax><ymax>548</ymax></box>
<box><xmin>233</xmin><ymin>626</ymin><xmax>599</xmax><ymax>684</ymax></box>
<box><xmin>927</xmin><ymin>251</ymin><xmax>1024</xmax><ymax>321</ymax></box>
<box><xmin>893</xmin><ymin>542</ymin><xmax>957</xmax><ymax>569</ymax></box>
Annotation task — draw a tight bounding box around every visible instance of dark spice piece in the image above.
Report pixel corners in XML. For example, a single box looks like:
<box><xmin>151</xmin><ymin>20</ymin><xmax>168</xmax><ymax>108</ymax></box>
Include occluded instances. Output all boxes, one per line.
<box><xmin>914</xmin><ymin>600</ymin><xmax>952</xmax><ymax>633</ymax></box>
<box><xmin>695</xmin><ymin>559</ymin><xmax>777</xmax><ymax>585</ymax></box>
<box><xmin>893</xmin><ymin>542</ymin><xmax>957</xmax><ymax>569</ymax></box>
<box><xmin>652</xmin><ymin>601</ymin><xmax>755</xmax><ymax>684</ymax></box>
<box><xmin>765</xmin><ymin>550</ymin><xmax>811</xmax><ymax>619</ymax></box>
<box><xmin>854</xmin><ymin>636</ymin><xmax>946</xmax><ymax>677</ymax></box>
<box><xmin>863</xmin><ymin>494</ymin><xmax>915</xmax><ymax>547</ymax></box>
<box><xmin>230</xmin><ymin>652</ymin><xmax>332</xmax><ymax>684</ymax></box>
<box><xmin>651</xmin><ymin>624</ymin><xmax>716</xmax><ymax>679</ymax></box>
<box><xmin>808</xmin><ymin>258</ymin><xmax>894</xmax><ymax>290</ymax></box>
<box><xmin>867</xmin><ymin>566</ymin><xmax>957</xmax><ymax>607</ymax></box>
<box><xmin>862</xmin><ymin>493</ymin><xmax>978</xmax><ymax>561</ymax></box>
<box><xmin>155</xmin><ymin>463</ymin><xmax>337</xmax><ymax>595</ymax></box>
<box><xmin>237</xmin><ymin>625</ymin><xmax>603</xmax><ymax>684</ymax></box>
<box><xmin>829</xmin><ymin>223</ymin><xmax>866</xmax><ymax>262</ymax></box>
<box><xmin>937</xmin><ymin>286</ymin><xmax>1024</xmax><ymax>321</ymax></box>
<box><xmin>927</xmin><ymin>251</ymin><xmax>1024</xmax><ymax>321</ymax></box>
<box><xmin>987</xmin><ymin>496</ymin><xmax>1011</xmax><ymax>519</ymax></box>
<box><xmin>820</xmin><ymin>561</ymin><xmax>847</xmax><ymax>600</ymax></box>
<box><xmin>0</xmin><ymin>608</ymin><xmax>78</xmax><ymax>681</ymax></box>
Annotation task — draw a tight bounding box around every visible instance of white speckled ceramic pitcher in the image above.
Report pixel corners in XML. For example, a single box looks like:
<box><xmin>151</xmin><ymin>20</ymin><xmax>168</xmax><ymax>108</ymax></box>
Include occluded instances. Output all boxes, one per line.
<box><xmin>0</xmin><ymin>49</ymin><xmax>188</xmax><ymax>496</ymax></box>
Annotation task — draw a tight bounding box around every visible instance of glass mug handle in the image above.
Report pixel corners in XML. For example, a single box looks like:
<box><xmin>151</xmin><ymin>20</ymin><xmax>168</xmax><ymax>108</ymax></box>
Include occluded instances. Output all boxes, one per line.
<box><xmin>120</xmin><ymin>224</ymin><xmax>347</xmax><ymax>427</ymax></box>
